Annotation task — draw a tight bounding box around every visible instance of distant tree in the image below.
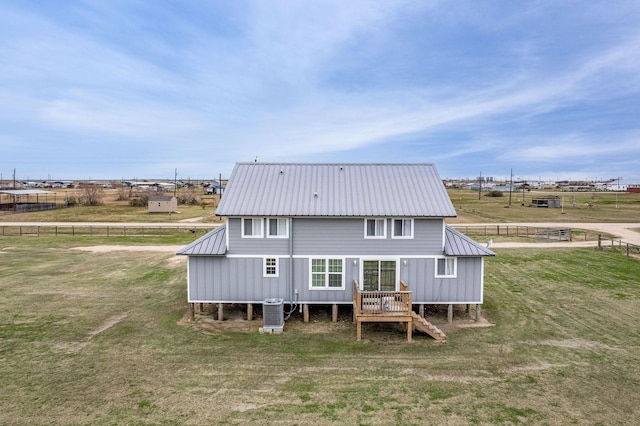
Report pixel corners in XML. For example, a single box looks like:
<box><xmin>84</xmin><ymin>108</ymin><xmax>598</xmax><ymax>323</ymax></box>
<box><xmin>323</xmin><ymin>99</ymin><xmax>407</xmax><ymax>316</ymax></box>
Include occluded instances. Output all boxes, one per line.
<box><xmin>78</xmin><ymin>184</ymin><xmax>105</xmax><ymax>206</ymax></box>
<box><xmin>128</xmin><ymin>188</ymin><xmax>155</xmax><ymax>207</ymax></box>
<box><xmin>177</xmin><ymin>187</ymin><xmax>200</xmax><ymax>205</ymax></box>
<box><xmin>115</xmin><ymin>186</ymin><xmax>131</xmax><ymax>201</ymax></box>
<box><xmin>486</xmin><ymin>190</ymin><xmax>504</xmax><ymax>198</ymax></box>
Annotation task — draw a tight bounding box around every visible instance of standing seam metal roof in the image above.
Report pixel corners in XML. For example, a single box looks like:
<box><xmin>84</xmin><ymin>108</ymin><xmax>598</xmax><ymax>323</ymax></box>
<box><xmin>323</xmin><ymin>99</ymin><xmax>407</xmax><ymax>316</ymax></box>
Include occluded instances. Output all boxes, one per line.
<box><xmin>444</xmin><ymin>225</ymin><xmax>495</xmax><ymax>256</ymax></box>
<box><xmin>176</xmin><ymin>225</ymin><xmax>226</xmax><ymax>256</ymax></box>
<box><xmin>215</xmin><ymin>163</ymin><xmax>457</xmax><ymax>217</ymax></box>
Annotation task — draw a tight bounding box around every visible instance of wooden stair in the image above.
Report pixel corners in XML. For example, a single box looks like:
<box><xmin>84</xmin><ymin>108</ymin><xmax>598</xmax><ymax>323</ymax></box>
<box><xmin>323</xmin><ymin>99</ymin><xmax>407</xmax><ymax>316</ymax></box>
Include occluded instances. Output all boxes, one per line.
<box><xmin>411</xmin><ymin>312</ymin><xmax>447</xmax><ymax>341</ymax></box>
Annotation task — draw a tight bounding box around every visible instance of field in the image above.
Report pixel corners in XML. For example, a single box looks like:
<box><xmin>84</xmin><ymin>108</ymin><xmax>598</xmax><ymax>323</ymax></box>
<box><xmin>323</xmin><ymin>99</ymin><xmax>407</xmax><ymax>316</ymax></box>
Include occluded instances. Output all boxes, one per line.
<box><xmin>1</xmin><ymin>237</ymin><xmax>639</xmax><ymax>425</ymax></box>
<box><xmin>2</xmin><ymin>188</ymin><xmax>639</xmax><ymax>224</ymax></box>
<box><xmin>1</xmin><ymin>188</ymin><xmax>639</xmax><ymax>424</ymax></box>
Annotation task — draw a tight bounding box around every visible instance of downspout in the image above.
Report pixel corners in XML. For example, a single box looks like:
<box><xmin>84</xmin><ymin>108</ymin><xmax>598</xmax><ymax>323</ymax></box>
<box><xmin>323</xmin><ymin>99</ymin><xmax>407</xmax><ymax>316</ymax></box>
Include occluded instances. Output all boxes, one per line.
<box><xmin>284</xmin><ymin>217</ymin><xmax>298</xmax><ymax>321</ymax></box>
<box><xmin>289</xmin><ymin>217</ymin><xmax>294</xmax><ymax>303</ymax></box>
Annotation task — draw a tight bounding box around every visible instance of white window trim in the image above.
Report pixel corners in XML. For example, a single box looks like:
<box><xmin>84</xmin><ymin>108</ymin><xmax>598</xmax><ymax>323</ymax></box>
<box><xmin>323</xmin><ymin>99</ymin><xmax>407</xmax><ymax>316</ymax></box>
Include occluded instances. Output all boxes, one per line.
<box><xmin>391</xmin><ymin>218</ymin><xmax>414</xmax><ymax>239</ymax></box>
<box><xmin>263</xmin><ymin>257</ymin><xmax>279</xmax><ymax>277</ymax></box>
<box><xmin>364</xmin><ymin>218</ymin><xmax>387</xmax><ymax>239</ymax></box>
<box><xmin>241</xmin><ymin>217</ymin><xmax>263</xmax><ymax>238</ymax></box>
<box><xmin>308</xmin><ymin>257</ymin><xmax>345</xmax><ymax>290</ymax></box>
<box><xmin>266</xmin><ymin>218</ymin><xmax>289</xmax><ymax>238</ymax></box>
<box><xmin>435</xmin><ymin>257</ymin><xmax>457</xmax><ymax>278</ymax></box>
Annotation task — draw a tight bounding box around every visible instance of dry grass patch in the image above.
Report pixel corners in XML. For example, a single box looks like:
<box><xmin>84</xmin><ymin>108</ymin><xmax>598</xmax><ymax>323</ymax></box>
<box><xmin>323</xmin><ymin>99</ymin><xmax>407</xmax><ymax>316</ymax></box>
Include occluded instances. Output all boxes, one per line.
<box><xmin>1</xmin><ymin>240</ymin><xmax>639</xmax><ymax>424</ymax></box>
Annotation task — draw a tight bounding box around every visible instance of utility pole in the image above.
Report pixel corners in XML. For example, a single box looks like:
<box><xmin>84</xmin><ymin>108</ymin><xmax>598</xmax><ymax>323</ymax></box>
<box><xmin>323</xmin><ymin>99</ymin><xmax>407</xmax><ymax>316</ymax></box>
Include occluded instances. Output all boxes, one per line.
<box><xmin>478</xmin><ymin>171</ymin><xmax>482</xmax><ymax>200</ymax></box>
<box><xmin>174</xmin><ymin>168</ymin><xmax>178</xmax><ymax>198</ymax></box>
<box><xmin>616</xmin><ymin>176</ymin><xmax>620</xmax><ymax>209</ymax></box>
<box><xmin>508</xmin><ymin>168</ymin><xmax>513</xmax><ymax>206</ymax></box>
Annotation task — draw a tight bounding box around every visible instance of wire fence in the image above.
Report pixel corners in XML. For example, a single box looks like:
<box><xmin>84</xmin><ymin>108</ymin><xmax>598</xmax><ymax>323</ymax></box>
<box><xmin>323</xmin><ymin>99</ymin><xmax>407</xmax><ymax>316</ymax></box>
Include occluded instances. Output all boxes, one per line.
<box><xmin>0</xmin><ymin>224</ymin><xmax>212</xmax><ymax>238</ymax></box>
<box><xmin>597</xmin><ymin>235</ymin><xmax>640</xmax><ymax>257</ymax></box>
<box><xmin>452</xmin><ymin>225</ymin><xmax>593</xmax><ymax>241</ymax></box>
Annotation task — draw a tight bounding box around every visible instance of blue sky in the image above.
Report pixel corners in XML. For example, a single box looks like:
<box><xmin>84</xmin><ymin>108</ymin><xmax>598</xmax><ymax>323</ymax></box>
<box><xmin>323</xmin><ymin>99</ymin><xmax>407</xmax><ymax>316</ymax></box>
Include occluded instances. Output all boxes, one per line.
<box><xmin>2</xmin><ymin>1</ymin><xmax>640</xmax><ymax>183</ymax></box>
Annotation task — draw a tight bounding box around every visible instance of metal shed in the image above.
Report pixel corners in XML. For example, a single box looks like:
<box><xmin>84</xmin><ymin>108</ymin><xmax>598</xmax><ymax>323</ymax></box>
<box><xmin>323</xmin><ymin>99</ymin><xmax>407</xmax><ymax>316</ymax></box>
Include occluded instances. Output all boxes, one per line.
<box><xmin>530</xmin><ymin>197</ymin><xmax>561</xmax><ymax>208</ymax></box>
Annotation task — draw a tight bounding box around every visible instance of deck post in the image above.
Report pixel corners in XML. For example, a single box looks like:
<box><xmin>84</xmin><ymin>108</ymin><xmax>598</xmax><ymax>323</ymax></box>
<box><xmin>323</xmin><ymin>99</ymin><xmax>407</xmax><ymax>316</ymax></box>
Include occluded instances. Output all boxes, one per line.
<box><xmin>419</xmin><ymin>304</ymin><xmax>425</xmax><ymax>318</ymax></box>
<box><xmin>407</xmin><ymin>319</ymin><xmax>412</xmax><ymax>342</ymax></box>
<box><xmin>199</xmin><ymin>303</ymin><xmax>204</xmax><ymax>313</ymax></box>
<box><xmin>332</xmin><ymin>304</ymin><xmax>338</xmax><ymax>322</ymax></box>
<box><xmin>448</xmin><ymin>304</ymin><xmax>453</xmax><ymax>323</ymax></box>
<box><xmin>218</xmin><ymin>303</ymin><xmax>224</xmax><ymax>321</ymax></box>
<box><xmin>189</xmin><ymin>303</ymin><xmax>194</xmax><ymax>321</ymax></box>
<box><xmin>356</xmin><ymin>321</ymin><xmax>362</xmax><ymax>341</ymax></box>
<box><xmin>303</xmin><ymin>304</ymin><xmax>309</xmax><ymax>323</ymax></box>
<box><xmin>247</xmin><ymin>303</ymin><xmax>253</xmax><ymax>321</ymax></box>
<box><xmin>465</xmin><ymin>304</ymin><xmax>470</xmax><ymax>313</ymax></box>
<box><xmin>475</xmin><ymin>304</ymin><xmax>482</xmax><ymax>321</ymax></box>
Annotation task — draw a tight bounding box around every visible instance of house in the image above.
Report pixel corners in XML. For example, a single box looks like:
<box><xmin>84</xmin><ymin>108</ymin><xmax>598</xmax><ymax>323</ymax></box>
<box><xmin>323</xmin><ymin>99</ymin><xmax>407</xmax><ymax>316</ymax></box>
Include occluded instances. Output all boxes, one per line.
<box><xmin>148</xmin><ymin>195</ymin><xmax>177</xmax><ymax>213</ymax></box>
<box><xmin>177</xmin><ymin>163</ymin><xmax>495</xmax><ymax>340</ymax></box>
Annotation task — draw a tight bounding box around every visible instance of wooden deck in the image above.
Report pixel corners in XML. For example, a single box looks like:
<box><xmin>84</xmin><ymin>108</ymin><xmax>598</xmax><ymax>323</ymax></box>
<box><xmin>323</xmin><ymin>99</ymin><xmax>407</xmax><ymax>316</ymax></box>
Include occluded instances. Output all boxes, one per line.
<box><xmin>353</xmin><ymin>280</ymin><xmax>413</xmax><ymax>341</ymax></box>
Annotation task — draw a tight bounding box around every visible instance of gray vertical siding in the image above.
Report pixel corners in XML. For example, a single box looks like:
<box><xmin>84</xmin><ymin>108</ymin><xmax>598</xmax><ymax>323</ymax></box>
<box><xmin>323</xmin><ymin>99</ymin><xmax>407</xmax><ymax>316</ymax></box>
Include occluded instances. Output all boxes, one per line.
<box><xmin>188</xmin><ymin>217</ymin><xmax>483</xmax><ymax>305</ymax></box>
<box><xmin>401</xmin><ymin>257</ymin><xmax>483</xmax><ymax>303</ymax></box>
<box><xmin>189</xmin><ymin>256</ymin><xmax>289</xmax><ymax>302</ymax></box>
<box><xmin>188</xmin><ymin>254</ymin><xmax>482</xmax><ymax>304</ymax></box>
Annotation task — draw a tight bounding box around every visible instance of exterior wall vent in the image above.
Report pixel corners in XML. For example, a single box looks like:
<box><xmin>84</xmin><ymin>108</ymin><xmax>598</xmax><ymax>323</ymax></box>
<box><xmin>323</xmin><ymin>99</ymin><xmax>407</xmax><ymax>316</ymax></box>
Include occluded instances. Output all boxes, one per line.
<box><xmin>262</xmin><ymin>298</ymin><xmax>284</xmax><ymax>332</ymax></box>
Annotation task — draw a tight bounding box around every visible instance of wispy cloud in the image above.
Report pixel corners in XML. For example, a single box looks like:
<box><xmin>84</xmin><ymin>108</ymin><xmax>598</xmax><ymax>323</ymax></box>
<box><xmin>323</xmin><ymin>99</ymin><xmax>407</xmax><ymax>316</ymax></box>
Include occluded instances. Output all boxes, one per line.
<box><xmin>1</xmin><ymin>1</ymin><xmax>639</xmax><ymax>181</ymax></box>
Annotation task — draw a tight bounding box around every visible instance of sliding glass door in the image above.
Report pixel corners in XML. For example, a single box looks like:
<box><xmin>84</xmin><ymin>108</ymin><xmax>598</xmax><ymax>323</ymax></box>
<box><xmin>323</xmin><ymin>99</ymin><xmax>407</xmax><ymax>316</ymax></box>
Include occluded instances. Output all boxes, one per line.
<box><xmin>362</xmin><ymin>260</ymin><xmax>397</xmax><ymax>291</ymax></box>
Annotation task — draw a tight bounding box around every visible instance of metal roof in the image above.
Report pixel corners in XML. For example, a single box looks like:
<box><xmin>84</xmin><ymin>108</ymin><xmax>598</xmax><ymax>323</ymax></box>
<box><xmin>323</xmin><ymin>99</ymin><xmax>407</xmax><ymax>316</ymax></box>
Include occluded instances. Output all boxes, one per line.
<box><xmin>216</xmin><ymin>163</ymin><xmax>457</xmax><ymax>217</ymax></box>
<box><xmin>176</xmin><ymin>225</ymin><xmax>227</xmax><ymax>256</ymax></box>
<box><xmin>444</xmin><ymin>225</ymin><xmax>495</xmax><ymax>257</ymax></box>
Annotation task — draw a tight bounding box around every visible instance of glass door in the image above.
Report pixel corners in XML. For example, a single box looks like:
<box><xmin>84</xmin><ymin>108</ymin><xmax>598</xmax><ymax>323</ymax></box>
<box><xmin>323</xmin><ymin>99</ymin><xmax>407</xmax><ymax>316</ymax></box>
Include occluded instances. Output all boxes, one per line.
<box><xmin>362</xmin><ymin>260</ymin><xmax>397</xmax><ymax>291</ymax></box>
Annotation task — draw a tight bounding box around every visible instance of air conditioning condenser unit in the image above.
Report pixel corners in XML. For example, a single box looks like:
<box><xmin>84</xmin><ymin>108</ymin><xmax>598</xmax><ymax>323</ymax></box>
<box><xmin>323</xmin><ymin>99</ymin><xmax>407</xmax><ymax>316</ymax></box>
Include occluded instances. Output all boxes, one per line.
<box><xmin>262</xmin><ymin>298</ymin><xmax>284</xmax><ymax>333</ymax></box>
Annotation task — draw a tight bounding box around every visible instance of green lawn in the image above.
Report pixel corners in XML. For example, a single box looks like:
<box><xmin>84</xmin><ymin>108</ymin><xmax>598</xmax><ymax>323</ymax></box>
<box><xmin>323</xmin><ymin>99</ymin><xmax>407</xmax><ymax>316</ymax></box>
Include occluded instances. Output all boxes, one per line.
<box><xmin>1</xmin><ymin>238</ymin><xmax>639</xmax><ymax>424</ymax></box>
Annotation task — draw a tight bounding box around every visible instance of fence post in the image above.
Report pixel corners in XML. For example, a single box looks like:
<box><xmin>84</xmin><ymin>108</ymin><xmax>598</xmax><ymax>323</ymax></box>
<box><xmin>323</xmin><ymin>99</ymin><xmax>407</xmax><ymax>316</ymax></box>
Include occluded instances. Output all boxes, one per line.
<box><xmin>627</xmin><ymin>243</ymin><xmax>630</xmax><ymax>257</ymax></box>
<box><xmin>598</xmin><ymin>234</ymin><xmax>601</xmax><ymax>249</ymax></box>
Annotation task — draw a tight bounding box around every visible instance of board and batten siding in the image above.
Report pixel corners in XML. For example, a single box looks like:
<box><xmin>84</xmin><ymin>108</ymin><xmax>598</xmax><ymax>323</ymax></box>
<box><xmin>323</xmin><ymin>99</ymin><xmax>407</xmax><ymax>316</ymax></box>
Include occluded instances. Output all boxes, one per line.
<box><xmin>401</xmin><ymin>257</ymin><xmax>483</xmax><ymax>303</ymax></box>
<box><xmin>226</xmin><ymin>217</ymin><xmax>444</xmax><ymax>256</ymax></box>
<box><xmin>188</xmin><ymin>256</ymin><xmax>289</xmax><ymax>303</ymax></box>
<box><xmin>188</xmin><ymin>255</ymin><xmax>361</xmax><ymax>304</ymax></box>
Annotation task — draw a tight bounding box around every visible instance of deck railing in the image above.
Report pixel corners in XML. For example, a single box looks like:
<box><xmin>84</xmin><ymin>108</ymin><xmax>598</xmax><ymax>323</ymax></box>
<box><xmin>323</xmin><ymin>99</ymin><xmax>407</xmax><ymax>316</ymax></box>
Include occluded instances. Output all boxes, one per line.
<box><xmin>353</xmin><ymin>280</ymin><xmax>412</xmax><ymax>316</ymax></box>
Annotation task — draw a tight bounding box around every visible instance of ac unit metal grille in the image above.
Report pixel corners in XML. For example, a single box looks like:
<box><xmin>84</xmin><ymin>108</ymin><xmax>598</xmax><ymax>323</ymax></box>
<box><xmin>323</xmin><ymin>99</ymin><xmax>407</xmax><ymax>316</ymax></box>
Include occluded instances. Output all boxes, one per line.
<box><xmin>263</xmin><ymin>298</ymin><xmax>284</xmax><ymax>331</ymax></box>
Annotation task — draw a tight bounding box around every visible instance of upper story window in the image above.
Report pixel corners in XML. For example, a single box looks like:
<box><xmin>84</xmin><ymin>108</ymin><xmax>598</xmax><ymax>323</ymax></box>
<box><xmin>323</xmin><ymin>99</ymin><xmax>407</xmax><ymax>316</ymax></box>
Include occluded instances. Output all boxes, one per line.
<box><xmin>364</xmin><ymin>218</ymin><xmax>386</xmax><ymax>238</ymax></box>
<box><xmin>436</xmin><ymin>257</ymin><xmax>456</xmax><ymax>278</ymax></box>
<box><xmin>392</xmin><ymin>218</ymin><xmax>413</xmax><ymax>239</ymax></box>
<box><xmin>267</xmin><ymin>218</ymin><xmax>288</xmax><ymax>238</ymax></box>
<box><xmin>242</xmin><ymin>218</ymin><xmax>263</xmax><ymax>238</ymax></box>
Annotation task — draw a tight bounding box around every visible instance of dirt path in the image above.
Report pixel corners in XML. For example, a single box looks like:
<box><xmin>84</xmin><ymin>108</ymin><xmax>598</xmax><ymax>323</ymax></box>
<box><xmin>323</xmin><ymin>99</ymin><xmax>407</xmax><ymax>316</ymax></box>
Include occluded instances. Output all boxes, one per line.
<box><xmin>454</xmin><ymin>222</ymin><xmax>640</xmax><ymax>248</ymax></box>
<box><xmin>72</xmin><ymin>245</ymin><xmax>185</xmax><ymax>253</ymax></box>
<box><xmin>30</xmin><ymin>221</ymin><xmax>638</xmax><ymax>252</ymax></box>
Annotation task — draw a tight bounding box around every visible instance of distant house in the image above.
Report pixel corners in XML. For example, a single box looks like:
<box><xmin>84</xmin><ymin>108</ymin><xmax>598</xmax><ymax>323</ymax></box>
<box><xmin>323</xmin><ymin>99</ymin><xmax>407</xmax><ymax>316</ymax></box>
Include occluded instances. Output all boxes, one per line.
<box><xmin>178</xmin><ymin>163</ymin><xmax>495</xmax><ymax>341</ymax></box>
<box><xmin>148</xmin><ymin>195</ymin><xmax>177</xmax><ymax>213</ymax></box>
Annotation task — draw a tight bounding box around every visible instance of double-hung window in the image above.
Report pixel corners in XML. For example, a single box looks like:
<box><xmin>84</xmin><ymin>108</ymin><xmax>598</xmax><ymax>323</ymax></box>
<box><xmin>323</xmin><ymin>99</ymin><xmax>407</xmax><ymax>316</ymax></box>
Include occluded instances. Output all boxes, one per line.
<box><xmin>242</xmin><ymin>218</ymin><xmax>263</xmax><ymax>238</ymax></box>
<box><xmin>267</xmin><ymin>218</ymin><xmax>288</xmax><ymax>238</ymax></box>
<box><xmin>436</xmin><ymin>257</ymin><xmax>456</xmax><ymax>277</ymax></box>
<box><xmin>364</xmin><ymin>218</ymin><xmax>386</xmax><ymax>238</ymax></box>
<box><xmin>310</xmin><ymin>258</ymin><xmax>344</xmax><ymax>289</ymax></box>
<box><xmin>392</xmin><ymin>218</ymin><xmax>413</xmax><ymax>238</ymax></box>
